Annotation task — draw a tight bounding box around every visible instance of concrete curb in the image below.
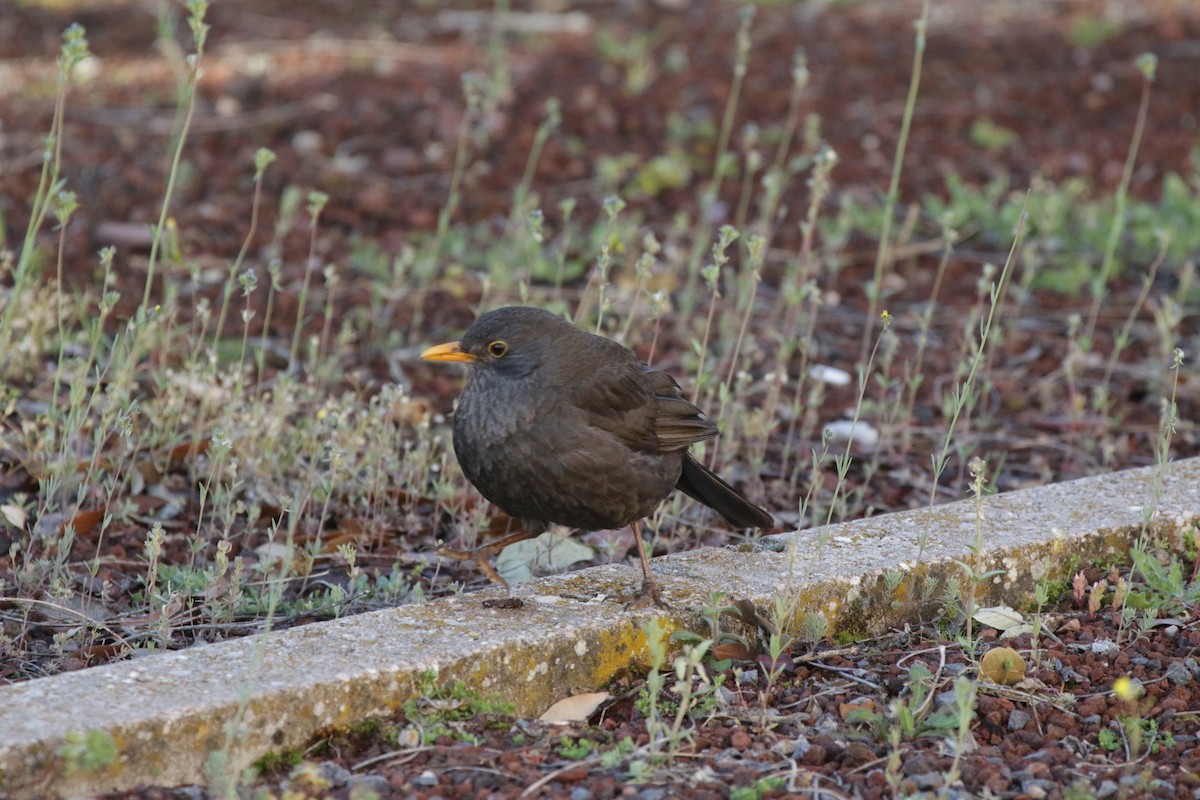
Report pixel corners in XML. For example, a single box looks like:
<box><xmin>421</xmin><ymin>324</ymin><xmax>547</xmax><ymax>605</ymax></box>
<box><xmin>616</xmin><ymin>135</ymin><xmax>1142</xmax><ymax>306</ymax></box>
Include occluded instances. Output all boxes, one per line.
<box><xmin>2</xmin><ymin>458</ymin><xmax>1198</xmax><ymax>798</ymax></box>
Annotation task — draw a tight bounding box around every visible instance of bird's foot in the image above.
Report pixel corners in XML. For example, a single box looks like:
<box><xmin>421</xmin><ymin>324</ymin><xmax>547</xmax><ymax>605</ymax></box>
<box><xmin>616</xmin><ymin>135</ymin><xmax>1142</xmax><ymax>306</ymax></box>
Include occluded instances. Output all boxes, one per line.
<box><xmin>624</xmin><ymin>578</ymin><xmax>669</xmax><ymax>610</ymax></box>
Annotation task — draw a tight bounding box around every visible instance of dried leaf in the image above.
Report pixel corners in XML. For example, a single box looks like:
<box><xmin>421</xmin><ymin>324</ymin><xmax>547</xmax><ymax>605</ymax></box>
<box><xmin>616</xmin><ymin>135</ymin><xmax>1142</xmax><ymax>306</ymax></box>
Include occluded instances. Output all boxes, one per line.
<box><xmin>973</xmin><ymin>605</ymin><xmax>1023</xmax><ymax>631</ymax></box>
<box><xmin>999</xmin><ymin>623</ymin><xmax>1036</xmax><ymax>639</ymax></box>
<box><xmin>756</xmin><ymin>651</ymin><xmax>794</xmax><ymax>674</ymax></box>
<box><xmin>62</xmin><ymin>508</ymin><xmax>106</xmax><ymax>536</ymax></box>
<box><xmin>724</xmin><ymin>598</ymin><xmax>777</xmax><ymax>636</ymax></box>
<box><xmin>1</xmin><ymin>504</ymin><xmax>26</xmax><ymax>529</ymax></box>
<box><xmin>539</xmin><ymin>692</ymin><xmax>609</xmax><ymax>724</ymax></box>
<box><xmin>713</xmin><ymin>641</ymin><xmax>756</xmax><ymax>662</ymax></box>
<box><xmin>169</xmin><ymin>438</ymin><xmax>211</xmax><ymax>462</ymax></box>
<box><xmin>496</xmin><ymin>531</ymin><xmax>593</xmax><ymax>583</ymax></box>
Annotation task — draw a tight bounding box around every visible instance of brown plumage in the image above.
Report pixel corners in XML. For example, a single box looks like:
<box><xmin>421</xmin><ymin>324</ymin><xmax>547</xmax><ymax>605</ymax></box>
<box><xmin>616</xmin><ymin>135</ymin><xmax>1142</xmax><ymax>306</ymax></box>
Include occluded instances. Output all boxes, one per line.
<box><xmin>421</xmin><ymin>306</ymin><xmax>773</xmax><ymax>605</ymax></box>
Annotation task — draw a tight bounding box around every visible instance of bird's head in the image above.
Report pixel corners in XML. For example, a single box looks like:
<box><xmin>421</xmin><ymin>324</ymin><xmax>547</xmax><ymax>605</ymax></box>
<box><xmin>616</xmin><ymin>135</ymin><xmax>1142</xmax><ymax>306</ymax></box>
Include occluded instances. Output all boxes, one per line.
<box><xmin>421</xmin><ymin>306</ymin><xmax>578</xmax><ymax>382</ymax></box>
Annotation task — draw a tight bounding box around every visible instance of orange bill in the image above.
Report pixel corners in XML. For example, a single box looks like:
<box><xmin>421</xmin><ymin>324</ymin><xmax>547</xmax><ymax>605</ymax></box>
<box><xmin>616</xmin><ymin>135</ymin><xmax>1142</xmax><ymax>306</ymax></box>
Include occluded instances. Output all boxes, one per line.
<box><xmin>421</xmin><ymin>341</ymin><xmax>476</xmax><ymax>364</ymax></box>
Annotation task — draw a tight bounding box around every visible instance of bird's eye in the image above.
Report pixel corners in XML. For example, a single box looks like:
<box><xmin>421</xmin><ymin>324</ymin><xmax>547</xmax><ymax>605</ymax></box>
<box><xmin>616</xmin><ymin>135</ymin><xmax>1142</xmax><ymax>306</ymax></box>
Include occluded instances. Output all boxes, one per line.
<box><xmin>487</xmin><ymin>340</ymin><xmax>509</xmax><ymax>358</ymax></box>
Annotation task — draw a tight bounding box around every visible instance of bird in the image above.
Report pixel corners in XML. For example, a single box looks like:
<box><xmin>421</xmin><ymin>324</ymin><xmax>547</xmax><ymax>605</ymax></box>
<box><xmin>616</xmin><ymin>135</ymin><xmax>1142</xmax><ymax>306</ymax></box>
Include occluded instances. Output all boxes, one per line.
<box><xmin>421</xmin><ymin>305</ymin><xmax>774</xmax><ymax>606</ymax></box>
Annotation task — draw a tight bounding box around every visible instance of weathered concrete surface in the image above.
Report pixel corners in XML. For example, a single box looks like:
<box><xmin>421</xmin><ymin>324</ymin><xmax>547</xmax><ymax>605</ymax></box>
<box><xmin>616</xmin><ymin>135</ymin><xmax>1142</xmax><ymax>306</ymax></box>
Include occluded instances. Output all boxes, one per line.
<box><xmin>1</xmin><ymin>458</ymin><xmax>1198</xmax><ymax>798</ymax></box>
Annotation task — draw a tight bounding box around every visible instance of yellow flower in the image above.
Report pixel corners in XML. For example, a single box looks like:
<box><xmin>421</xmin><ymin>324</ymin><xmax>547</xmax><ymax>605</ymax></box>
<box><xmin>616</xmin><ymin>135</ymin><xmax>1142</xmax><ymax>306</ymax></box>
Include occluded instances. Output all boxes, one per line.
<box><xmin>1113</xmin><ymin>676</ymin><xmax>1143</xmax><ymax>702</ymax></box>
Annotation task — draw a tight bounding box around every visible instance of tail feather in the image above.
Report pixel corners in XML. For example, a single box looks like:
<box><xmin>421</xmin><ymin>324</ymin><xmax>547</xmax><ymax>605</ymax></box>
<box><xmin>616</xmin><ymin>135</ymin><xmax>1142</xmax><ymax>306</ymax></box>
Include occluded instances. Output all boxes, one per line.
<box><xmin>676</xmin><ymin>453</ymin><xmax>774</xmax><ymax>529</ymax></box>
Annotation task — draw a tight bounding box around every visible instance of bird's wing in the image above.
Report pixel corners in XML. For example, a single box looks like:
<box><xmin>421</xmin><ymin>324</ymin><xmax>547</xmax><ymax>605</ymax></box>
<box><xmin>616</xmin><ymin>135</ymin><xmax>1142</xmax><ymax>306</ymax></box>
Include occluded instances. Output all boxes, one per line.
<box><xmin>642</xmin><ymin>368</ymin><xmax>719</xmax><ymax>451</ymax></box>
<box><xmin>564</xmin><ymin>359</ymin><xmax>716</xmax><ymax>453</ymax></box>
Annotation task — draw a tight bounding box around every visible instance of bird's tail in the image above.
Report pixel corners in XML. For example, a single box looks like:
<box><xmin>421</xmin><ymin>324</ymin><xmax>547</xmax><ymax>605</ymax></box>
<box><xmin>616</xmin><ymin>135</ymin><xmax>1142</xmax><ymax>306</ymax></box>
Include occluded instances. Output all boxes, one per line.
<box><xmin>676</xmin><ymin>453</ymin><xmax>774</xmax><ymax>529</ymax></box>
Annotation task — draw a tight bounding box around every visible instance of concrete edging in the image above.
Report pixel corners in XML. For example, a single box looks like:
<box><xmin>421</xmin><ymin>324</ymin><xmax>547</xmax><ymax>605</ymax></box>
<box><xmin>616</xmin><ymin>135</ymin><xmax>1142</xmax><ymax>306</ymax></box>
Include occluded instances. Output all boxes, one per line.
<box><xmin>2</xmin><ymin>458</ymin><xmax>1198</xmax><ymax>798</ymax></box>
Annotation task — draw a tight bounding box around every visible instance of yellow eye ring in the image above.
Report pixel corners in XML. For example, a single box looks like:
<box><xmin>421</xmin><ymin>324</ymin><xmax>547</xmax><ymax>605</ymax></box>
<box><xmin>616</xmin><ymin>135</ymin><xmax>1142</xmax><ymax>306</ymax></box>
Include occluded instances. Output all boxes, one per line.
<box><xmin>487</xmin><ymin>340</ymin><xmax>509</xmax><ymax>358</ymax></box>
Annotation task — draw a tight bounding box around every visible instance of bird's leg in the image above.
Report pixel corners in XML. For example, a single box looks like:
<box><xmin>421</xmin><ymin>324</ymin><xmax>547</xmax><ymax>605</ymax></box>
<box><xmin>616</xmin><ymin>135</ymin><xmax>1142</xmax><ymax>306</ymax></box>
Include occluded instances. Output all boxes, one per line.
<box><xmin>625</xmin><ymin>520</ymin><xmax>669</xmax><ymax>609</ymax></box>
<box><xmin>437</xmin><ymin>529</ymin><xmax>539</xmax><ymax>590</ymax></box>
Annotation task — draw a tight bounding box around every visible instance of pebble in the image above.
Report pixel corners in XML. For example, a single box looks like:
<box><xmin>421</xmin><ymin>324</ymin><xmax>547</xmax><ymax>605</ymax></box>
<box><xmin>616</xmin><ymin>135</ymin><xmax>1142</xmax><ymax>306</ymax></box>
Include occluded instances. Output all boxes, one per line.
<box><xmin>1165</xmin><ymin>660</ymin><xmax>1194</xmax><ymax>685</ymax></box>
<box><xmin>801</xmin><ymin>744</ymin><xmax>827</xmax><ymax>766</ymax></box>
<box><xmin>814</xmin><ymin>714</ymin><xmax>841</xmax><ymax>734</ymax></box>
<box><xmin>1091</xmin><ymin>639</ymin><xmax>1119</xmax><ymax>656</ymax></box>
<box><xmin>903</xmin><ymin>755</ymin><xmax>935</xmax><ymax>774</ymax></box>
<box><xmin>1021</xmin><ymin>778</ymin><xmax>1057</xmax><ymax>797</ymax></box>
<box><xmin>639</xmin><ymin>789</ymin><xmax>666</xmax><ymax>800</ymax></box>
<box><xmin>935</xmin><ymin>689</ymin><xmax>958</xmax><ymax>707</ymax></box>
<box><xmin>775</xmin><ymin>735</ymin><xmax>807</xmax><ymax>757</ymax></box>
<box><xmin>348</xmin><ymin>774</ymin><xmax>390</xmax><ymax>797</ymax></box>
<box><xmin>1008</xmin><ymin>709</ymin><xmax>1031</xmax><ymax>730</ymax></box>
<box><xmin>1060</xmin><ymin>665</ymin><xmax>1087</xmax><ymax>683</ymax></box>
<box><xmin>413</xmin><ymin>770</ymin><xmax>439</xmax><ymax>787</ymax></box>
<box><xmin>1076</xmin><ymin>694</ymin><xmax>1107</xmax><ymax>717</ymax></box>
<box><xmin>908</xmin><ymin>772</ymin><xmax>942</xmax><ymax>790</ymax></box>
<box><xmin>571</xmin><ymin>788</ymin><xmax>594</xmax><ymax>800</ymax></box>
<box><xmin>841</xmin><ymin>741</ymin><xmax>875</xmax><ymax>768</ymax></box>
<box><xmin>1097</xmin><ymin>780</ymin><xmax>1120</xmax><ymax>798</ymax></box>
<box><xmin>317</xmin><ymin>761</ymin><xmax>350</xmax><ymax>787</ymax></box>
<box><xmin>730</xmin><ymin>730</ymin><xmax>753</xmax><ymax>749</ymax></box>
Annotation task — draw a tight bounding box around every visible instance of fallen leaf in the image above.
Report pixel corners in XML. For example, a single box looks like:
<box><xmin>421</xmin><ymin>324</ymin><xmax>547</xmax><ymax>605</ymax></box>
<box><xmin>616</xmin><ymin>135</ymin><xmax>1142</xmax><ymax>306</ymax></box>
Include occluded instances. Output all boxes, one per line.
<box><xmin>495</xmin><ymin>530</ymin><xmax>594</xmax><ymax>583</ymax></box>
<box><xmin>62</xmin><ymin>508</ymin><xmax>106</xmax><ymax>536</ymax></box>
<box><xmin>1</xmin><ymin>504</ymin><xmax>26</xmax><ymax>529</ymax></box>
<box><xmin>713</xmin><ymin>642</ymin><xmax>756</xmax><ymax>662</ymax></box>
<box><xmin>999</xmin><ymin>623</ymin><xmax>1037</xmax><ymax>639</ymax></box>
<box><xmin>169</xmin><ymin>438</ymin><xmax>211</xmax><ymax>462</ymax></box>
<box><xmin>973</xmin><ymin>605</ymin><xmax>1024</xmax><ymax>631</ymax></box>
<box><xmin>539</xmin><ymin>692</ymin><xmax>609</xmax><ymax>724</ymax></box>
<box><xmin>756</xmin><ymin>651</ymin><xmax>794</xmax><ymax>674</ymax></box>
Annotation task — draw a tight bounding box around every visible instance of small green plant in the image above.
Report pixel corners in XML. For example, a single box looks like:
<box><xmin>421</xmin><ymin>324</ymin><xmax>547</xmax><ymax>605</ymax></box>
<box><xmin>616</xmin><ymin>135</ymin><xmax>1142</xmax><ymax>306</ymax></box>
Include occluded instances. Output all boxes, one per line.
<box><xmin>58</xmin><ymin>729</ymin><xmax>117</xmax><ymax>775</ymax></box>
<box><xmin>969</xmin><ymin>117</ymin><xmax>1018</xmax><ymax>151</ymax></box>
<box><xmin>143</xmin><ymin>0</ymin><xmax>208</xmax><ymax>307</ymax></box>
<box><xmin>638</xmin><ymin>618</ymin><xmax>724</xmax><ymax>760</ymax></box>
<box><xmin>670</xmin><ymin>592</ymin><xmax>753</xmax><ymax>671</ymax></box>
<box><xmin>1110</xmin><ymin>675</ymin><xmax>1175</xmax><ymax>763</ymax></box>
<box><xmin>952</xmin><ymin>457</ymin><xmax>1007</xmax><ymax>651</ymax></box>
<box><xmin>401</xmin><ymin>670</ymin><xmax>514</xmax><ymax>745</ymax></box>
<box><xmin>1101</xmin><ymin>717</ymin><xmax>1175</xmax><ymax>757</ymax></box>
<box><xmin>1126</xmin><ymin>539</ymin><xmax>1200</xmax><ymax>617</ymax></box>
<box><xmin>847</xmin><ymin>662</ymin><xmax>962</xmax><ymax>741</ymax></box>
<box><xmin>598</xmin><ymin>736</ymin><xmax>637</xmax><ymax>769</ymax></box>
<box><xmin>1067</xmin><ymin>14</ymin><xmax>1121</xmax><ymax>49</ymax></box>
<box><xmin>556</xmin><ymin>736</ymin><xmax>598</xmax><ymax>760</ymax></box>
<box><xmin>729</xmin><ymin>777</ymin><xmax>786</xmax><ymax>800</ymax></box>
<box><xmin>942</xmin><ymin>675</ymin><xmax>979</xmax><ymax>786</ymax></box>
<box><xmin>252</xmin><ymin>747</ymin><xmax>305</xmax><ymax>775</ymax></box>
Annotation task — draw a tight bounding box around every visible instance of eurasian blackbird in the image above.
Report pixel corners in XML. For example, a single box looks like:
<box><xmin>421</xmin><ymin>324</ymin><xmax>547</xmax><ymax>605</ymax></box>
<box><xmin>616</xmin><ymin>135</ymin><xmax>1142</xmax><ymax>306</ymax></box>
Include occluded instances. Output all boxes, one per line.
<box><xmin>421</xmin><ymin>306</ymin><xmax>773</xmax><ymax>605</ymax></box>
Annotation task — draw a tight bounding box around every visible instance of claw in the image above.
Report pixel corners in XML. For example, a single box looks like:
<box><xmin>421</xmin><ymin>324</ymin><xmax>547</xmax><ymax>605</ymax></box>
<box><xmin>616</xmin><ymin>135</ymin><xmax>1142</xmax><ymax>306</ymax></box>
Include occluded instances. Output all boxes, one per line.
<box><xmin>624</xmin><ymin>578</ymin><xmax>669</xmax><ymax>610</ymax></box>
